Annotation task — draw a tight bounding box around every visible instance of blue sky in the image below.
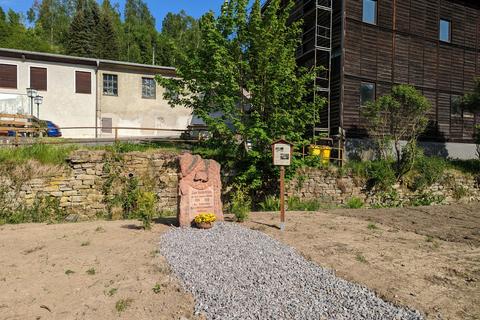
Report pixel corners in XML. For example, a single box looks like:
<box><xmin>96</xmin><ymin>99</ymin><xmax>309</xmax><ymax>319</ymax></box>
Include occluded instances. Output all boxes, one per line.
<box><xmin>0</xmin><ymin>0</ymin><xmax>226</xmax><ymax>30</ymax></box>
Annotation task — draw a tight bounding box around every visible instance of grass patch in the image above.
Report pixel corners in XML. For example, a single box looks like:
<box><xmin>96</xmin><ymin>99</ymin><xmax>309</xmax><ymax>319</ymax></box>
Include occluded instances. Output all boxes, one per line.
<box><xmin>106</xmin><ymin>288</ymin><xmax>118</xmax><ymax>297</ymax></box>
<box><xmin>65</xmin><ymin>269</ymin><xmax>75</xmax><ymax>275</ymax></box>
<box><xmin>152</xmin><ymin>283</ymin><xmax>163</xmax><ymax>294</ymax></box>
<box><xmin>448</xmin><ymin>159</ymin><xmax>480</xmax><ymax>175</ymax></box>
<box><xmin>86</xmin><ymin>268</ymin><xmax>96</xmax><ymax>275</ymax></box>
<box><xmin>346</xmin><ymin>197</ymin><xmax>364</xmax><ymax>209</ymax></box>
<box><xmin>0</xmin><ymin>144</ymin><xmax>78</xmax><ymax>166</ymax></box>
<box><xmin>355</xmin><ymin>253</ymin><xmax>368</xmax><ymax>263</ymax></box>
<box><xmin>287</xmin><ymin>196</ymin><xmax>321</xmax><ymax>211</ymax></box>
<box><xmin>0</xmin><ymin>141</ymin><xmax>186</xmax><ymax>168</ymax></box>
<box><xmin>95</xmin><ymin>226</ymin><xmax>106</xmax><ymax>233</ymax></box>
<box><xmin>95</xmin><ymin>142</ymin><xmax>184</xmax><ymax>154</ymax></box>
<box><xmin>115</xmin><ymin>298</ymin><xmax>133</xmax><ymax>313</ymax></box>
<box><xmin>367</xmin><ymin>223</ymin><xmax>378</xmax><ymax>230</ymax></box>
<box><xmin>453</xmin><ymin>185</ymin><xmax>469</xmax><ymax>200</ymax></box>
<box><xmin>81</xmin><ymin>241</ymin><xmax>90</xmax><ymax>247</ymax></box>
<box><xmin>258</xmin><ymin>195</ymin><xmax>280</xmax><ymax>212</ymax></box>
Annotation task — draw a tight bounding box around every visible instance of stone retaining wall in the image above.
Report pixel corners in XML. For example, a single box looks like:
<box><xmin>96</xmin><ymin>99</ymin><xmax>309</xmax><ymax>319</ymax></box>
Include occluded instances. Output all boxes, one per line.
<box><xmin>1</xmin><ymin>150</ymin><xmax>179</xmax><ymax>220</ymax></box>
<box><xmin>287</xmin><ymin>167</ymin><xmax>480</xmax><ymax>207</ymax></box>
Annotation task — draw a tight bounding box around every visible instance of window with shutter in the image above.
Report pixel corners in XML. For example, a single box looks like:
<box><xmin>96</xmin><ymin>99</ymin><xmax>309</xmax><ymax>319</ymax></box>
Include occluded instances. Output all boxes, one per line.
<box><xmin>30</xmin><ymin>67</ymin><xmax>47</xmax><ymax>91</ymax></box>
<box><xmin>76</xmin><ymin>71</ymin><xmax>92</xmax><ymax>94</ymax></box>
<box><xmin>0</xmin><ymin>64</ymin><xmax>17</xmax><ymax>89</ymax></box>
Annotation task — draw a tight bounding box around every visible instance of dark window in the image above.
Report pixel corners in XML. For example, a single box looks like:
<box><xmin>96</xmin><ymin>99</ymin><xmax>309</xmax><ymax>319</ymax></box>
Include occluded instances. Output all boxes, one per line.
<box><xmin>0</xmin><ymin>64</ymin><xmax>17</xmax><ymax>89</ymax></box>
<box><xmin>103</xmin><ymin>74</ymin><xmax>118</xmax><ymax>96</ymax></box>
<box><xmin>362</xmin><ymin>0</ymin><xmax>377</xmax><ymax>25</ymax></box>
<box><xmin>451</xmin><ymin>95</ymin><xmax>462</xmax><ymax>116</ymax></box>
<box><xmin>75</xmin><ymin>71</ymin><xmax>91</xmax><ymax>94</ymax></box>
<box><xmin>440</xmin><ymin>19</ymin><xmax>451</xmax><ymax>43</ymax></box>
<box><xmin>30</xmin><ymin>67</ymin><xmax>47</xmax><ymax>91</ymax></box>
<box><xmin>360</xmin><ymin>82</ymin><xmax>376</xmax><ymax>106</ymax></box>
<box><xmin>142</xmin><ymin>77</ymin><xmax>156</xmax><ymax>99</ymax></box>
<box><xmin>101</xmin><ymin>117</ymin><xmax>112</xmax><ymax>133</ymax></box>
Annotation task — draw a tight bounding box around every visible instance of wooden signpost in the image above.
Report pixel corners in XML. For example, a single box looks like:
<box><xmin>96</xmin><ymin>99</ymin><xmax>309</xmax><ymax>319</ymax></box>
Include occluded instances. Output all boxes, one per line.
<box><xmin>271</xmin><ymin>138</ymin><xmax>293</xmax><ymax>231</ymax></box>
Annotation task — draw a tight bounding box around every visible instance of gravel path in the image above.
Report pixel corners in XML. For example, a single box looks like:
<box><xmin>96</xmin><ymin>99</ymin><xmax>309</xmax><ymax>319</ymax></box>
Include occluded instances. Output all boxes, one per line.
<box><xmin>160</xmin><ymin>223</ymin><xmax>423</xmax><ymax>320</ymax></box>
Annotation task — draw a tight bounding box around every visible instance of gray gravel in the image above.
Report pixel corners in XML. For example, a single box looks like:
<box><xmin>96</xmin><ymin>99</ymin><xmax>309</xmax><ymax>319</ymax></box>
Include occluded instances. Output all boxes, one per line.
<box><xmin>160</xmin><ymin>223</ymin><xmax>423</xmax><ymax>320</ymax></box>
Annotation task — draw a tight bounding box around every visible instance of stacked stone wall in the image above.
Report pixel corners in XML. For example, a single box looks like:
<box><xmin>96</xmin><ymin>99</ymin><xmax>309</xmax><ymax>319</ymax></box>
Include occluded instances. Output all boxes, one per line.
<box><xmin>1</xmin><ymin>150</ymin><xmax>179</xmax><ymax>220</ymax></box>
<box><xmin>287</xmin><ymin>167</ymin><xmax>480</xmax><ymax>207</ymax></box>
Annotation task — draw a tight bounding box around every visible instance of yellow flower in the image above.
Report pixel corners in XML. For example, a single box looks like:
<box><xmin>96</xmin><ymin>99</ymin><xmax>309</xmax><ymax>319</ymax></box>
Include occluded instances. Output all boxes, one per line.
<box><xmin>194</xmin><ymin>213</ymin><xmax>217</xmax><ymax>224</ymax></box>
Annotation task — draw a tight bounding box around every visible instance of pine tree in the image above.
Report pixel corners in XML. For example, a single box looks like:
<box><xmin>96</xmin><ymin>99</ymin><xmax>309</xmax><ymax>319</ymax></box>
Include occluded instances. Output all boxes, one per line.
<box><xmin>97</xmin><ymin>0</ymin><xmax>119</xmax><ymax>60</ymax></box>
<box><xmin>65</xmin><ymin>0</ymin><xmax>100</xmax><ymax>57</ymax></box>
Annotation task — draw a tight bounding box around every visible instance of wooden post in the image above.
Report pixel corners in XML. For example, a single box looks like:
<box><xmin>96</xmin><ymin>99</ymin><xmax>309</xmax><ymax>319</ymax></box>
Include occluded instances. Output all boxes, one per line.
<box><xmin>280</xmin><ymin>165</ymin><xmax>286</xmax><ymax>231</ymax></box>
<box><xmin>114</xmin><ymin>127</ymin><xmax>118</xmax><ymax>143</ymax></box>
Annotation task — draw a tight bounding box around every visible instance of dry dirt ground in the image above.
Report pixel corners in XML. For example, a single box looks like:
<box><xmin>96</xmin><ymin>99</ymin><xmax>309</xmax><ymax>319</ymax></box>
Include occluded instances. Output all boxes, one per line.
<box><xmin>0</xmin><ymin>220</ymin><xmax>199</xmax><ymax>320</ymax></box>
<box><xmin>244</xmin><ymin>203</ymin><xmax>480</xmax><ymax>320</ymax></box>
<box><xmin>0</xmin><ymin>204</ymin><xmax>479</xmax><ymax>320</ymax></box>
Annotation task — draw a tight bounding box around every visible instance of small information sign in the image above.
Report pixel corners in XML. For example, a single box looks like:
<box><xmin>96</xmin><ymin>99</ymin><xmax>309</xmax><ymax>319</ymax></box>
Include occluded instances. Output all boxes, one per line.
<box><xmin>271</xmin><ymin>138</ymin><xmax>294</xmax><ymax>231</ymax></box>
<box><xmin>273</xmin><ymin>143</ymin><xmax>292</xmax><ymax>166</ymax></box>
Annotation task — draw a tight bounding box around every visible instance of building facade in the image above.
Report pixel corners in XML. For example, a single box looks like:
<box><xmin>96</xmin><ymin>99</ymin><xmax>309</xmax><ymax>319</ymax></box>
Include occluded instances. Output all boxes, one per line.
<box><xmin>279</xmin><ymin>0</ymin><xmax>480</xmax><ymax>158</ymax></box>
<box><xmin>0</xmin><ymin>48</ymin><xmax>192</xmax><ymax>139</ymax></box>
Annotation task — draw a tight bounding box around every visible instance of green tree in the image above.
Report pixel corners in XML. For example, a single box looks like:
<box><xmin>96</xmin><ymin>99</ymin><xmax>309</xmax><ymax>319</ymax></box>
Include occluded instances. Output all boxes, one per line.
<box><xmin>29</xmin><ymin>0</ymin><xmax>75</xmax><ymax>51</ymax></box>
<box><xmin>158</xmin><ymin>0</ymin><xmax>321</xmax><ymax>196</ymax></box>
<box><xmin>97</xmin><ymin>0</ymin><xmax>120</xmax><ymax>60</ymax></box>
<box><xmin>362</xmin><ymin>84</ymin><xmax>431</xmax><ymax>173</ymax></box>
<box><xmin>65</xmin><ymin>0</ymin><xmax>100</xmax><ymax>57</ymax></box>
<box><xmin>124</xmin><ymin>0</ymin><xmax>157</xmax><ymax>64</ymax></box>
<box><xmin>0</xmin><ymin>7</ymin><xmax>51</xmax><ymax>52</ymax></box>
<box><xmin>157</xmin><ymin>10</ymin><xmax>200</xmax><ymax>67</ymax></box>
<box><xmin>459</xmin><ymin>78</ymin><xmax>480</xmax><ymax>113</ymax></box>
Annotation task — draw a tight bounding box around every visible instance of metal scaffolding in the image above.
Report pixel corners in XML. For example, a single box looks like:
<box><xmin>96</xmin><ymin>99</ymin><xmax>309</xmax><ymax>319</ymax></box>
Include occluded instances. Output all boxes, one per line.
<box><xmin>290</xmin><ymin>0</ymin><xmax>333</xmax><ymax>140</ymax></box>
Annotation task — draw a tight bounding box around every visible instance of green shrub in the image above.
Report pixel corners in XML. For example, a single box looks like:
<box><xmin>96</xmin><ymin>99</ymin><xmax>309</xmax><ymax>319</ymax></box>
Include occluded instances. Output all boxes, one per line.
<box><xmin>230</xmin><ymin>190</ymin><xmax>251</xmax><ymax>222</ymax></box>
<box><xmin>0</xmin><ymin>196</ymin><xmax>67</xmax><ymax>225</ymax></box>
<box><xmin>410</xmin><ymin>156</ymin><xmax>446</xmax><ymax>191</ymax></box>
<box><xmin>409</xmin><ymin>192</ymin><xmax>445</xmax><ymax>206</ymax></box>
<box><xmin>137</xmin><ymin>191</ymin><xmax>156</xmax><ymax>230</ymax></box>
<box><xmin>346</xmin><ymin>197</ymin><xmax>364</xmax><ymax>209</ymax></box>
<box><xmin>344</xmin><ymin>160</ymin><xmax>369</xmax><ymax>178</ymax></box>
<box><xmin>366</xmin><ymin>160</ymin><xmax>396</xmax><ymax>191</ymax></box>
<box><xmin>259</xmin><ymin>195</ymin><xmax>280</xmax><ymax>212</ymax></box>
<box><xmin>371</xmin><ymin>189</ymin><xmax>403</xmax><ymax>208</ymax></box>
<box><xmin>287</xmin><ymin>196</ymin><xmax>321</xmax><ymax>211</ymax></box>
<box><xmin>448</xmin><ymin>159</ymin><xmax>480</xmax><ymax>175</ymax></box>
<box><xmin>453</xmin><ymin>185</ymin><xmax>469</xmax><ymax>200</ymax></box>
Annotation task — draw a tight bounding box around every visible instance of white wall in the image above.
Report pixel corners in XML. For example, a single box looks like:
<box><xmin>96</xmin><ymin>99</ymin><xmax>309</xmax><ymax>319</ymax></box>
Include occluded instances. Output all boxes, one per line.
<box><xmin>0</xmin><ymin>57</ymin><xmax>97</xmax><ymax>138</ymax></box>
<box><xmin>98</xmin><ymin>69</ymin><xmax>193</xmax><ymax>138</ymax></box>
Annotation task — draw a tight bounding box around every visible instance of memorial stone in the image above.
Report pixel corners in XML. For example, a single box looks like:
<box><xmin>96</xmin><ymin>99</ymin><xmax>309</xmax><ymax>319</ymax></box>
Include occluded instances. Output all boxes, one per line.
<box><xmin>178</xmin><ymin>153</ymin><xmax>223</xmax><ymax>227</ymax></box>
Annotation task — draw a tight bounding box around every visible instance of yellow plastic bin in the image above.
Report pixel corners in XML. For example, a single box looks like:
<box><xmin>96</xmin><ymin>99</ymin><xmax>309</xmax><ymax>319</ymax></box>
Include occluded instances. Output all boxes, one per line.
<box><xmin>310</xmin><ymin>145</ymin><xmax>332</xmax><ymax>166</ymax></box>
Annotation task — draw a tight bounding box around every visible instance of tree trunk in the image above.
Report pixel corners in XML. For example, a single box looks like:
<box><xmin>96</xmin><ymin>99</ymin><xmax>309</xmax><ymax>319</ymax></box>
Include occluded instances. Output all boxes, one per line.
<box><xmin>394</xmin><ymin>140</ymin><xmax>401</xmax><ymax>172</ymax></box>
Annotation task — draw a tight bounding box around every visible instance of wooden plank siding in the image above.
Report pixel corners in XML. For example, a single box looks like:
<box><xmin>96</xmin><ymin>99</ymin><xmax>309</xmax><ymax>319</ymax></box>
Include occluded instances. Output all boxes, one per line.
<box><xmin>339</xmin><ymin>0</ymin><xmax>480</xmax><ymax>143</ymax></box>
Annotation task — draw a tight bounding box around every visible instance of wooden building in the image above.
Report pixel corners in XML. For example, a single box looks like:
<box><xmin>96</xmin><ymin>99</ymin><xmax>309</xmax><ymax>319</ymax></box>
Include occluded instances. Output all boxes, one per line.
<box><xmin>272</xmin><ymin>0</ymin><xmax>480</xmax><ymax>157</ymax></box>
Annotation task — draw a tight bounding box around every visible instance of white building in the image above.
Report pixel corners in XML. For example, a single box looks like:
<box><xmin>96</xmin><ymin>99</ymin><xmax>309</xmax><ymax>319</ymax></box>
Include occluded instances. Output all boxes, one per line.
<box><xmin>0</xmin><ymin>48</ymin><xmax>192</xmax><ymax>139</ymax></box>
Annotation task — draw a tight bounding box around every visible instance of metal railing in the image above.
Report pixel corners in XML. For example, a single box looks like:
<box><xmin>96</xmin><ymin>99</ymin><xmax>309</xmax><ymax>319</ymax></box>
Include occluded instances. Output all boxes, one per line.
<box><xmin>0</xmin><ymin>125</ymin><xmax>208</xmax><ymax>146</ymax></box>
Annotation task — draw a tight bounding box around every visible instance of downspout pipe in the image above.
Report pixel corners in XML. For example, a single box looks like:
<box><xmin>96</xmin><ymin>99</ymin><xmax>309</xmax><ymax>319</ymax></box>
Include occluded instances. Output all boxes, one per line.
<box><xmin>95</xmin><ymin>60</ymin><xmax>99</xmax><ymax>139</ymax></box>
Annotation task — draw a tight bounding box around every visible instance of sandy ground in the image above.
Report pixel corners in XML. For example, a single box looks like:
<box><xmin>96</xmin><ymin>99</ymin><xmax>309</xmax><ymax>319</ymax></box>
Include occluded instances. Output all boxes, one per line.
<box><xmin>0</xmin><ymin>220</ymin><xmax>199</xmax><ymax>320</ymax></box>
<box><xmin>1</xmin><ymin>204</ymin><xmax>479</xmax><ymax>320</ymax></box>
<box><xmin>243</xmin><ymin>203</ymin><xmax>480</xmax><ymax>320</ymax></box>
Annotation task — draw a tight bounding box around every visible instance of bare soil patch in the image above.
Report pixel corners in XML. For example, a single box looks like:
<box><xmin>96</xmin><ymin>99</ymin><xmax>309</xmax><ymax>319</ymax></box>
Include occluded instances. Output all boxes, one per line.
<box><xmin>0</xmin><ymin>221</ymin><xmax>198</xmax><ymax>320</ymax></box>
<box><xmin>244</xmin><ymin>203</ymin><xmax>480</xmax><ymax>320</ymax></box>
